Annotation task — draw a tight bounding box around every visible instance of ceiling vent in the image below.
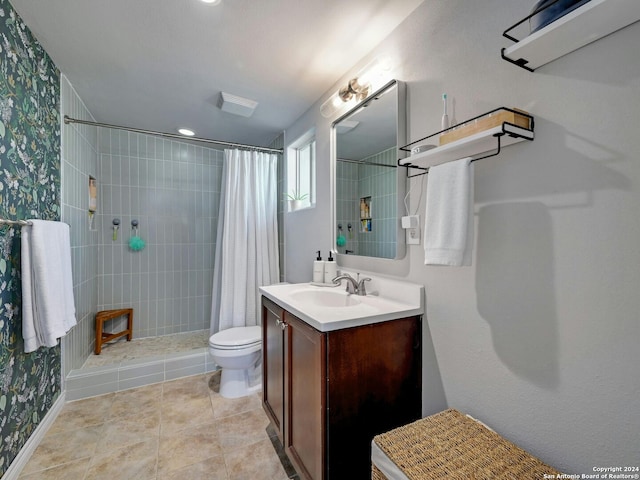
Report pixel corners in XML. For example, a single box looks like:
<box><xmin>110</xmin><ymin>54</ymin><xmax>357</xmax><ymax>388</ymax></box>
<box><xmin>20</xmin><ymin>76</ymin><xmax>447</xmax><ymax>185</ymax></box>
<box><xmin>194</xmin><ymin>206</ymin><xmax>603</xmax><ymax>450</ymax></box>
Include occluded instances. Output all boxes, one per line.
<box><xmin>335</xmin><ymin>120</ymin><xmax>360</xmax><ymax>134</ymax></box>
<box><xmin>217</xmin><ymin>92</ymin><xmax>258</xmax><ymax>118</ymax></box>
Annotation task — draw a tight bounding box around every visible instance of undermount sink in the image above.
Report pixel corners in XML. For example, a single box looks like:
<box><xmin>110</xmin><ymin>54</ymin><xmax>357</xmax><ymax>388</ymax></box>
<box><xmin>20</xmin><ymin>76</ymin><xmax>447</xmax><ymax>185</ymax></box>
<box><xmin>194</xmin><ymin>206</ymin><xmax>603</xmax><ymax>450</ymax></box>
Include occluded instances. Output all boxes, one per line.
<box><xmin>289</xmin><ymin>290</ymin><xmax>361</xmax><ymax>307</ymax></box>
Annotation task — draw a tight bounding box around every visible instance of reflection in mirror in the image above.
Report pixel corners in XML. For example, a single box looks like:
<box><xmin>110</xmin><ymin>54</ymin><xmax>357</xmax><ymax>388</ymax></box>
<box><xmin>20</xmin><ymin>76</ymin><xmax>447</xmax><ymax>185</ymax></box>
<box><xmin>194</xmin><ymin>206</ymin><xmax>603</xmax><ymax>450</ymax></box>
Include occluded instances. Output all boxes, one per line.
<box><xmin>333</xmin><ymin>80</ymin><xmax>406</xmax><ymax>259</ymax></box>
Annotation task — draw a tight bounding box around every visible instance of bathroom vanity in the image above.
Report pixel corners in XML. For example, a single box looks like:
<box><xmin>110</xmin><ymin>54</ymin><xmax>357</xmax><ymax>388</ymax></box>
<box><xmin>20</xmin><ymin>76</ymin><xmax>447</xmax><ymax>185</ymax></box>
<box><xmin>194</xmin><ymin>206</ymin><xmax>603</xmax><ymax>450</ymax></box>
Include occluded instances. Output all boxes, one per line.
<box><xmin>260</xmin><ymin>279</ymin><xmax>424</xmax><ymax>480</ymax></box>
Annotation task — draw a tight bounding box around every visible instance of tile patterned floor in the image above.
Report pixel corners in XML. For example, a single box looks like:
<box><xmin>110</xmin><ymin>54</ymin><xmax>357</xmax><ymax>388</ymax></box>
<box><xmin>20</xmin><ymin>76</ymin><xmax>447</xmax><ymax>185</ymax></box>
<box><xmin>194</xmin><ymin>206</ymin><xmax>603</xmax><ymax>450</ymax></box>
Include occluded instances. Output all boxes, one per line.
<box><xmin>83</xmin><ymin>330</ymin><xmax>210</xmax><ymax>369</ymax></box>
<box><xmin>20</xmin><ymin>373</ymin><xmax>297</xmax><ymax>480</ymax></box>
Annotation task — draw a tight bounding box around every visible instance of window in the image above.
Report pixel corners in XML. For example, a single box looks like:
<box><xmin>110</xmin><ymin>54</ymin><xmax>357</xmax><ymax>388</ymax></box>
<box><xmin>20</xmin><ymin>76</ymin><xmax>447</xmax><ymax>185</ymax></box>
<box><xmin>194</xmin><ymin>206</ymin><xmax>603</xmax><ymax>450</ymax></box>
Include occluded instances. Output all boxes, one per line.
<box><xmin>287</xmin><ymin>131</ymin><xmax>316</xmax><ymax>211</ymax></box>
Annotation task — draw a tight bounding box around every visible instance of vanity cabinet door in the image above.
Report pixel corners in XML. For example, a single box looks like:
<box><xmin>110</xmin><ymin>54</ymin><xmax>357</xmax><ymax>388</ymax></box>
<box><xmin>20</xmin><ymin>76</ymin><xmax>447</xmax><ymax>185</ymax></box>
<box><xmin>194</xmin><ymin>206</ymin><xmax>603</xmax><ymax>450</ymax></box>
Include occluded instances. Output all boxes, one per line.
<box><xmin>262</xmin><ymin>298</ymin><xmax>285</xmax><ymax>440</ymax></box>
<box><xmin>284</xmin><ymin>313</ymin><xmax>326</xmax><ymax>480</ymax></box>
<box><xmin>262</xmin><ymin>294</ymin><xmax>421</xmax><ymax>480</ymax></box>
<box><xmin>325</xmin><ymin>317</ymin><xmax>422</xmax><ymax>478</ymax></box>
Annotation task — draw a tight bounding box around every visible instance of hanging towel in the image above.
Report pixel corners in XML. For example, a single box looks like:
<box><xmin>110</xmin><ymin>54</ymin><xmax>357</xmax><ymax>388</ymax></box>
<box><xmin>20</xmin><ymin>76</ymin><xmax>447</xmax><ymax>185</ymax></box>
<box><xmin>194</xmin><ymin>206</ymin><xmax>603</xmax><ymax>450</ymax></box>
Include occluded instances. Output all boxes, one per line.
<box><xmin>21</xmin><ymin>220</ymin><xmax>76</xmax><ymax>353</ymax></box>
<box><xmin>424</xmin><ymin>157</ymin><xmax>474</xmax><ymax>266</ymax></box>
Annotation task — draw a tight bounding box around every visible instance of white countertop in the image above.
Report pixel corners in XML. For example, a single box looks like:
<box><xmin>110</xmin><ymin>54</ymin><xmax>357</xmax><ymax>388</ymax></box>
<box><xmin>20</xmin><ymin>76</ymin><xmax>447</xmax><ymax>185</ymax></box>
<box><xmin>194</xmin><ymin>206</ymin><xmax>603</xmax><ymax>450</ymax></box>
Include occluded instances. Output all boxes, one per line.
<box><xmin>259</xmin><ymin>276</ymin><xmax>424</xmax><ymax>332</ymax></box>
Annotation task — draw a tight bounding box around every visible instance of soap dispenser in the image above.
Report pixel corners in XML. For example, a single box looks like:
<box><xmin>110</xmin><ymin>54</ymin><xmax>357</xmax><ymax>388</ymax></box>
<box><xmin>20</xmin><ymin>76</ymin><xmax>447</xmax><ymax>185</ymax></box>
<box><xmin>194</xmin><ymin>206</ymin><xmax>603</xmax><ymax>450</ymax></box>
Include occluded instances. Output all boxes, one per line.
<box><xmin>313</xmin><ymin>251</ymin><xmax>325</xmax><ymax>283</ymax></box>
<box><xmin>324</xmin><ymin>251</ymin><xmax>337</xmax><ymax>284</ymax></box>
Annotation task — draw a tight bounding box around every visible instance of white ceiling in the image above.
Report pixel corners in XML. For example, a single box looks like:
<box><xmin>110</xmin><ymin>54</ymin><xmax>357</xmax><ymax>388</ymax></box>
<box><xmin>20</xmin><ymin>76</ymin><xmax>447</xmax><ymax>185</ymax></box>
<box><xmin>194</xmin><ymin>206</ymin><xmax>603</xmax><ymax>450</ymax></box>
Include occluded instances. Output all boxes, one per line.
<box><xmin>10</xmin><ymin>0</ymin><xmax>424</xmax><ymax>148</ymax></box>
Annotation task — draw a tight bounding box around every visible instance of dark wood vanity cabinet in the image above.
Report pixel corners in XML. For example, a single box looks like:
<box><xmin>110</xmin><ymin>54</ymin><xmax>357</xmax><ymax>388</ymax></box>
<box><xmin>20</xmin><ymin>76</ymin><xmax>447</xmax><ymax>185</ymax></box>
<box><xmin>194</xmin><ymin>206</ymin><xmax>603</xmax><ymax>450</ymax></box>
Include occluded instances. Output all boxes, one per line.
<box><xmin>262</xmin><ymin>298</ymin><xmax>286</xmax><ymax>437</ymax></box>
<box><xmin>262</xmin><ymin>296</ymin><xmax>422</xmax><ymax>480</ymax></box>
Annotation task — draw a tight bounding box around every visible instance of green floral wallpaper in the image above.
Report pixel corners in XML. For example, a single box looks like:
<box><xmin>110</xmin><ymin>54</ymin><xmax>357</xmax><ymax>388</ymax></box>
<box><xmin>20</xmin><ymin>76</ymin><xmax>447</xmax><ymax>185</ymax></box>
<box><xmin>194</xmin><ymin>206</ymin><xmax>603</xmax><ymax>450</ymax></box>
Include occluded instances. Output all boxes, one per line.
<box><xmin>0</xmin><ymin>0</ymin><xmax>61</xmax><ymax>475</ymax></box>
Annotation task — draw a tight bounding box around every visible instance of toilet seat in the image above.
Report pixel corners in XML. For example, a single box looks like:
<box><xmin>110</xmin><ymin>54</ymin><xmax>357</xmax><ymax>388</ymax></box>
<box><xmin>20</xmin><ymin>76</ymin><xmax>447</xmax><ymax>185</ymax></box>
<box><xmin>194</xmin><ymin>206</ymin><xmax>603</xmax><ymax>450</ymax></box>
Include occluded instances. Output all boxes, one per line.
<box><xmin>209</xmin><ymin>326</ymin><xmax>261</xmax><ymax>350</ymax></box>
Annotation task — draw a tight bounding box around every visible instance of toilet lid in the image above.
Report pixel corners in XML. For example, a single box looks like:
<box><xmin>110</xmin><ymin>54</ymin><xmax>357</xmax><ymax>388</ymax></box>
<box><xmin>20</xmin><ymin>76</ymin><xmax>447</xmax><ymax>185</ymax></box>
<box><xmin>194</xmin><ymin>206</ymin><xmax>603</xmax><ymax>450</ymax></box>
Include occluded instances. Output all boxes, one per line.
<box><xmin>209</xmin><ymin>326</ymin><xmax>261</xmax><ymax>348</ymax></box>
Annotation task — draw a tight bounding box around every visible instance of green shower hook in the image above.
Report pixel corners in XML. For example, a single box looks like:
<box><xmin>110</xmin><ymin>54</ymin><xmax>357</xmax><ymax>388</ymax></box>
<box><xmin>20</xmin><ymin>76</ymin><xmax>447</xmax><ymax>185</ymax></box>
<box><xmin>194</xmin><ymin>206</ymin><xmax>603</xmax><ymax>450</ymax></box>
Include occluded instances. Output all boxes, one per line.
<box><xmin>129</xmin><ymin>219</ymin><xmax>146</xmax><ymax>252</ymax></box>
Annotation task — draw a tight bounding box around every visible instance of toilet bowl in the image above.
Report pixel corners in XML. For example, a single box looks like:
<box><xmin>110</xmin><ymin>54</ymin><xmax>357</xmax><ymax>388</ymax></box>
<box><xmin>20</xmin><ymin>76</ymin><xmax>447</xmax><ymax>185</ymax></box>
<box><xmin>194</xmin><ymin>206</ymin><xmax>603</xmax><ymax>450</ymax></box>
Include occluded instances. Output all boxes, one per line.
<box><xmin>208</xmin><ymin>326</ymin><xmax>262</xmax><ymax>398</ymax></box>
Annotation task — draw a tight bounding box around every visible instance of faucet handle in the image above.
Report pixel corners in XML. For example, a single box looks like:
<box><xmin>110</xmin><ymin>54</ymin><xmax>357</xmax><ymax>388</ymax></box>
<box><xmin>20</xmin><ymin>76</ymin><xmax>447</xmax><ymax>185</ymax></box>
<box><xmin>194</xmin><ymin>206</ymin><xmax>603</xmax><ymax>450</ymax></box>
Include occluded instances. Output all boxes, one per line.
<box><xmin>357</xmin><ymin>277</ymin><xmax>372</xmax><ymax>296</ymax></box>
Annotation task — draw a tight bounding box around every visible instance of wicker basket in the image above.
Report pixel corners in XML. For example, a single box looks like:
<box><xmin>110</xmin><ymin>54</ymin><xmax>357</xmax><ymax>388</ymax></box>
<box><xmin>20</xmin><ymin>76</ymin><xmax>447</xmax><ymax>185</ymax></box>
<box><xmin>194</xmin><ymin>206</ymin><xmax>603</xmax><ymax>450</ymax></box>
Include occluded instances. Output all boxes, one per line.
<box><xmin>372</xmin><ymin>464</ymin><xmax>388</xmax><ymax>480</ymax></box>
<box><xmin>371</xmin><ymin>409</ymin><xmax>561</xmax><ymax>479</ymax></box>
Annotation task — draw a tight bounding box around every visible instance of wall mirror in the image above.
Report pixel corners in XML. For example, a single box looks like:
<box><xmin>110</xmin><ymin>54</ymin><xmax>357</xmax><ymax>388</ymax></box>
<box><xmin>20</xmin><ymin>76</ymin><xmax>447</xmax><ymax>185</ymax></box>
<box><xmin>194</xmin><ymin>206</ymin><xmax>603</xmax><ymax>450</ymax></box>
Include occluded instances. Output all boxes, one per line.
<box><xmin>333</xmin><ymin>79</ymin><xmax>406</xmax><ymax>260</ymax></box>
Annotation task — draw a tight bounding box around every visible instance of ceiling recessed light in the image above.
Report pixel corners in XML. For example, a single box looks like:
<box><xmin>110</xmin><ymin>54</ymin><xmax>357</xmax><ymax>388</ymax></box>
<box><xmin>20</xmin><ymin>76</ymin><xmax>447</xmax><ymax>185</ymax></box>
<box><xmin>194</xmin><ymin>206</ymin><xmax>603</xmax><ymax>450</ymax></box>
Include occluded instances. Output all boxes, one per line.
<box><xmin>200</xmin><ymin>0</ymin><xmax>222</xmax><ymax>4</ymax></box>
<box><xmin>178</xmin><ymin>128</ymin><xmax>195</xmax><ymax>136</ymax></box>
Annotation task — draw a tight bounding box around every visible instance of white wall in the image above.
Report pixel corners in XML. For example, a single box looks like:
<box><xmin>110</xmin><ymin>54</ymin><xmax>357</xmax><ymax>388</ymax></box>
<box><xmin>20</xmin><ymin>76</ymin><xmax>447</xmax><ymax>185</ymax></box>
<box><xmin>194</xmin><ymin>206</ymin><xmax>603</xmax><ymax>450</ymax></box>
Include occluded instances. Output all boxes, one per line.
<box><xmin>283</xmin><ymin>0</ymin><xmax>640</xmax><ymax>473</ymax></box>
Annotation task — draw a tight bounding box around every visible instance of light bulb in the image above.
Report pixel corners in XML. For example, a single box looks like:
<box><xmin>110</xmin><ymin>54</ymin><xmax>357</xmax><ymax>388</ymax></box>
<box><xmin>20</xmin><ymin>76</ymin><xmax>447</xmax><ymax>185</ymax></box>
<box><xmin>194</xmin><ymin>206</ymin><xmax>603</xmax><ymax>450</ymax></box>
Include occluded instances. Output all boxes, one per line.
<box><xmin>321</xmin><ymin>91</ymin><xmax>344</xmax><ymax>118</ymax></box>
<box><xmin>357</xmin><ymin>56</ymin><xmax>393</xmax><ymax>91</ymax></box>
<box><xmin>320</xmin><ymin>55</ymin><xmax>393</xmax><ymax>118</ymax></box>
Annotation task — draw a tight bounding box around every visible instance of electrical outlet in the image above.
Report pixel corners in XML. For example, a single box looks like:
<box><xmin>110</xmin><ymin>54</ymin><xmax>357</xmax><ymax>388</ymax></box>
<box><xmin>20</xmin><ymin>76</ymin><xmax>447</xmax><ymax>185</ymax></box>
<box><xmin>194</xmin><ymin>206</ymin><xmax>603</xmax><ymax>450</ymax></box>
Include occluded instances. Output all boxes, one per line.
<box><xmin>406</xmin><ymin>227</ymin><xmax>420</xmax><ymax>245</ymax></box>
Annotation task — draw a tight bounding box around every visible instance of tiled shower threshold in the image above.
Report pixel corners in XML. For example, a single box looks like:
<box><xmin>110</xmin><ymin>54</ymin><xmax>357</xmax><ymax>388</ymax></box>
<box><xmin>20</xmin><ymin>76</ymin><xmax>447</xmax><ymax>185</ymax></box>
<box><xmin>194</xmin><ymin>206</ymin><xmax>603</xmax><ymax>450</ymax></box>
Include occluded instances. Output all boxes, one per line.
<box><xmin>66</xmin><ymin>331</ymin><xmax>217</xmax><ymax>401</ymax></box>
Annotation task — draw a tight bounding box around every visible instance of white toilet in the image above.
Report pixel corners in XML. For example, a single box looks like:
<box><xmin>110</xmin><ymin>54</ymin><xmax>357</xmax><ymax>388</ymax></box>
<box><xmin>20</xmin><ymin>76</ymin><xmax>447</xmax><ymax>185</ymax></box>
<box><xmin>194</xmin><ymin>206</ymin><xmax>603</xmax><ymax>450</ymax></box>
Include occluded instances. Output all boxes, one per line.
<box><xmin>208</xmin><ymin>326</ymin><xmax>262</xmax><ymax>399</ymax></box>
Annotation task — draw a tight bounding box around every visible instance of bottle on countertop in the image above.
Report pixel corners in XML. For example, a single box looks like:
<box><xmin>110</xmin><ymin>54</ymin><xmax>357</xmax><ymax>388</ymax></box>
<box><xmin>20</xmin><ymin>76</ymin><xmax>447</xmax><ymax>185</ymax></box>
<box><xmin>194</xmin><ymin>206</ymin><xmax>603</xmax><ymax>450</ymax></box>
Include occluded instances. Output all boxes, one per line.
<box><xmin>324</xmin><ymin>251</ymin><xmax>337</xmax><ymax>284</ymax></box>
<box><xmin>313</xmin><ymin>250</ymin><xmax>325</xmax><ymax>283</ymax></box>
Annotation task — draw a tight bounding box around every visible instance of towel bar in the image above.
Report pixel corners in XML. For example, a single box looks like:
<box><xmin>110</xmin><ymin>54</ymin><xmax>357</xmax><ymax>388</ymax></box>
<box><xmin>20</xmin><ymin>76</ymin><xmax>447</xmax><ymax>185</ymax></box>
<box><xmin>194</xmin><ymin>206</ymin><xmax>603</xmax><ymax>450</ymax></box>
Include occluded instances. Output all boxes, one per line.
<box><xmin>0</xmin><ymin>218</ymin><xmax>33</xmax><ymax>227</ymax></box>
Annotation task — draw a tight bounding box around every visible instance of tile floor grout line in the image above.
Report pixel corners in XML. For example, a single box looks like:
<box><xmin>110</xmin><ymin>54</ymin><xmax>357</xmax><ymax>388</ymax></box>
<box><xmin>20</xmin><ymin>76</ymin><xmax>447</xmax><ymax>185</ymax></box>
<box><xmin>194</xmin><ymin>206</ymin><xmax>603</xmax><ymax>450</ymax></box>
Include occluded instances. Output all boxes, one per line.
<box><xmin>22</xmin><ymin>373</ymin><xmax>293</xmax><ymax>479</ymax></box>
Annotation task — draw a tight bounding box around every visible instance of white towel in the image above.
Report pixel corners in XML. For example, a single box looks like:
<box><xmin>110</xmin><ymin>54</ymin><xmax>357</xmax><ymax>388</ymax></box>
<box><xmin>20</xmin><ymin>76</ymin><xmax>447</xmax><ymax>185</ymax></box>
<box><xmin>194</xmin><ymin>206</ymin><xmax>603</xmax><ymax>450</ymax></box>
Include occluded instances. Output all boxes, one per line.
<box><xmin>424</xmin><ymin>158</ymin><xmax>474</xmax><ymax>266</ymax></box>
<box><xmin>21</xmin><ymin>220</ymin><xmax>76</xmax><ymax>353</ymax></box>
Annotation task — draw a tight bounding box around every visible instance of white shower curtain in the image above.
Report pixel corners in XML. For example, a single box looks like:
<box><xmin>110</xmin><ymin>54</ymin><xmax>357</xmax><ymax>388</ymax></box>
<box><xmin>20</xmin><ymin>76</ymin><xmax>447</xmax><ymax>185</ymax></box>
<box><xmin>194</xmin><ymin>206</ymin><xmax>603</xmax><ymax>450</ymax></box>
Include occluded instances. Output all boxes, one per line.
<box><xmin>210</xmin><ymin>149</ymin><xmax>280</xmax><ymax>334</ymax></box>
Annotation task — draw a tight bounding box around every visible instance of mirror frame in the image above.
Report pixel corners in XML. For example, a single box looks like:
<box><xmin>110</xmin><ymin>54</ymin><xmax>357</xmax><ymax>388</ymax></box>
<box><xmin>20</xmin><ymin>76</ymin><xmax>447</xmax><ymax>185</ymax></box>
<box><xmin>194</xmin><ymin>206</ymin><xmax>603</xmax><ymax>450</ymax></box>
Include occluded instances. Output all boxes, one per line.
<box><xmin>331</xmin><ymin>79</ymin><xmax>407</xmax><ymax>261</ymax></box>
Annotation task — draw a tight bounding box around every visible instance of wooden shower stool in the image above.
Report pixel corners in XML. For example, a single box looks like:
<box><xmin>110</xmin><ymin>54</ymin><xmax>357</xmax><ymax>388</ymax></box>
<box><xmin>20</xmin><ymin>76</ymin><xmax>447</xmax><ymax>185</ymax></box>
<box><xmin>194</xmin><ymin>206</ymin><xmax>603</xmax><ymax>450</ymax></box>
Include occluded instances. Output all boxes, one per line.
<box><xmin>95</xmin><ymin>308</ymin><xmax>133</xmax><ymax>355</ymax></box>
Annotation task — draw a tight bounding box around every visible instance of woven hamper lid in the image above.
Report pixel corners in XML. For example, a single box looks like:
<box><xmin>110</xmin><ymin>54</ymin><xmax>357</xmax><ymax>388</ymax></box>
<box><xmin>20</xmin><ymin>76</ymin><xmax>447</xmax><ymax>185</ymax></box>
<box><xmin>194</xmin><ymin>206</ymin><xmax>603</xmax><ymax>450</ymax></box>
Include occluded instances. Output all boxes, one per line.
<box><xmin>373</xmin><ymin>409</ymin><xmax>563</xmax><ymax>480</ymax></box>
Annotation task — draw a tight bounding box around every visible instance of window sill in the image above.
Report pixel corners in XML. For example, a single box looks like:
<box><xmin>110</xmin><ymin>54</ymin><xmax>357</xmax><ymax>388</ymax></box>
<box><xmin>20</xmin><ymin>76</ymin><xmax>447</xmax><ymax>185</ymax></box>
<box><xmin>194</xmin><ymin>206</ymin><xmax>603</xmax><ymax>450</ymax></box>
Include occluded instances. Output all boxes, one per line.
<box><xmin>287</xmin><ymin>203</ymin><xmax>315</xmax><ymax>213</ymax></box>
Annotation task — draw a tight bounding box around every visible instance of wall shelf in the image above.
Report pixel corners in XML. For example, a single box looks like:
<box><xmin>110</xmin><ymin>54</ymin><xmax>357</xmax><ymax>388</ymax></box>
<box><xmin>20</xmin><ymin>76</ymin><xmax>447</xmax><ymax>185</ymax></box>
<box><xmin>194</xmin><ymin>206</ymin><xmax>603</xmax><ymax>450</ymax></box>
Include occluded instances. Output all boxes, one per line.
<box><xmin>398</xmin><ymin>108</ymin><xmax>534</xmax><ymax>176</ymax></box>
<box><xmin>360</xmin><ymin>197</ymin><xmax>372</xmax><ymax>232</ymax></box>
<box><xmin>502</xmin><ymin>0</ymin><xmax>640</xmax><ymax>71</ymax></box>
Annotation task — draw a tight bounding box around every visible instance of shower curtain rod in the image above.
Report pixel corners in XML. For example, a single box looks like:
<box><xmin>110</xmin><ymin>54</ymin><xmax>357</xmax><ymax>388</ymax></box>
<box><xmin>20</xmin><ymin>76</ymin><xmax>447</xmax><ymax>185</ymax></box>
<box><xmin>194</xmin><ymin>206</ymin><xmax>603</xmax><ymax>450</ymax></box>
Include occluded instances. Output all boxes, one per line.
<box><xmin>63</xmin><ymin>116</ymin><xmax>284</xmax><ymax>154</ymax></box>
<box><xmin>338</xmin><ymin>158</ymin><xmax>397</xmax><ymax>169</ymax></box>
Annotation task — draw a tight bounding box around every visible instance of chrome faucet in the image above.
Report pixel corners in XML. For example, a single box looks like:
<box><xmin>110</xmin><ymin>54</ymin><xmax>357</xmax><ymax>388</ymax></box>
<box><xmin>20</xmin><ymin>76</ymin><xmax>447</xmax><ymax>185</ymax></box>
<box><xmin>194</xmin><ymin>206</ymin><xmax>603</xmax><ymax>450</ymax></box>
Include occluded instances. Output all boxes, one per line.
<box><xmin>332</xmin><ymin>273</ymin><xmax>371</xmax><ymax>296</ymax></box>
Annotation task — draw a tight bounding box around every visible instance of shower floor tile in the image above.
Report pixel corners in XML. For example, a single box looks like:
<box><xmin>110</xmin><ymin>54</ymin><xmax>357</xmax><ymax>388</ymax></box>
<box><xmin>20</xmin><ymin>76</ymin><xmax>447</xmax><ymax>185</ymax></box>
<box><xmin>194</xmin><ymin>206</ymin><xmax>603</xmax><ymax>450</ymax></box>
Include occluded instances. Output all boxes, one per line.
<box><xmin>82</xmin><ymin>330</ymin><xmax>210</xmax><ymax>369</ymax></box>
<box><xmin>20</xmin><ymin>373</ymin><xmax>298</xmax><ymax>480</ymax></box>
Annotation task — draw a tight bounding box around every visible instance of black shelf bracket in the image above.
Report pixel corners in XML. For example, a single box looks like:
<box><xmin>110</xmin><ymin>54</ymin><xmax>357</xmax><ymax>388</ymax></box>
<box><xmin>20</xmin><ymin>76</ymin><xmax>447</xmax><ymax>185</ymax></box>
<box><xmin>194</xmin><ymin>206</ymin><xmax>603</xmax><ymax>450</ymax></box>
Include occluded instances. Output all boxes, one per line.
<box><xmin>397</xmin><ymin>107</ymin><xmax>535</xmax><ymax>178</ymax></box>
<box><xmin>501</xmin><ymin>0</ymin><xmax>570</xmax><ymax>72</ymax></box>
<box><xmin>399</xmin><ymin>135</ymin><xmax>504</xmax><ymax>178</ymax></box>
<box><xmin>500</xmin><ymin>48</ymin><xmax>535</xmax><ymax>72</ymax></box>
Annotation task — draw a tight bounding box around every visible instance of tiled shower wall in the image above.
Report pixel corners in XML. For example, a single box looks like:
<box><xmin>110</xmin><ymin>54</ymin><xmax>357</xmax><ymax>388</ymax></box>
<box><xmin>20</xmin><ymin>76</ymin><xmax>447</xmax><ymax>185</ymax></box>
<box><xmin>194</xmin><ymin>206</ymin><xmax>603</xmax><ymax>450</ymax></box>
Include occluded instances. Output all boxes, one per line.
<box><xmin>96</xmin><ymin>131</ymin><xmax>223</xmax><ymax>338</ymax></box>
<box><xmin>60</xmin><ymin>76</ymin><xmax>100</xmax><ymax>375</ymax></box>
<box><xmin>335</xmin><ymin>159</ymin><xmax>360</xmax><ymax>255</ymax></box>
<box><xmin>336</xmin><ymin>147</ymin><xmax>397</xmax><ymax>258</ymax></box>
<box><xmin>271</xmin><ymin>132</ymin><xmax>286</xmax><ymax>281</ymax></box>
<box><xmin>357</xmin><ymin>147</ymin><xmax>397</xmax><ymax>258</ymax></box>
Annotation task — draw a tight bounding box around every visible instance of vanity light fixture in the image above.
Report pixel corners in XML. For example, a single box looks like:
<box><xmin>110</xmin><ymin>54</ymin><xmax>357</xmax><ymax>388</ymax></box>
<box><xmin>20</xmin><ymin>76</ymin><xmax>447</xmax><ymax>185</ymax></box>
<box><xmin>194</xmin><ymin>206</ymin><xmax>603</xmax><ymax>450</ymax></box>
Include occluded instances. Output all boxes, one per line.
<box><xmin>320</xmin><ymin>56</ymin><xmax>393</xmax><ymax>118</ymax></box>
<box><xmin>339</xmin><ymin>78</ymin><xmax>370</xmax><ymax>104</ymax></box>
<box><xmin>178</xmin><ymin>128</ymin><xmax>195</xmax><ymax>136</ymax></box>
<box><xmin>321</xmin><ymin>81</ymin><xmax>366</xmax><ymax>119</ymax></box>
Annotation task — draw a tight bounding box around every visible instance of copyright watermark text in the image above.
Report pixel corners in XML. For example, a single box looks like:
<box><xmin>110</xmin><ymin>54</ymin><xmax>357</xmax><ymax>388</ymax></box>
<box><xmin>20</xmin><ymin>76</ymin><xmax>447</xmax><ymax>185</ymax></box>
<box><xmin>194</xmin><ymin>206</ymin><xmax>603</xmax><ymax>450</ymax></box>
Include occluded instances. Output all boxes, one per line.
<box><xmin>543</xmin><ymin>467</ymin><xmax>640</xmax><ymax>479</ymax></box>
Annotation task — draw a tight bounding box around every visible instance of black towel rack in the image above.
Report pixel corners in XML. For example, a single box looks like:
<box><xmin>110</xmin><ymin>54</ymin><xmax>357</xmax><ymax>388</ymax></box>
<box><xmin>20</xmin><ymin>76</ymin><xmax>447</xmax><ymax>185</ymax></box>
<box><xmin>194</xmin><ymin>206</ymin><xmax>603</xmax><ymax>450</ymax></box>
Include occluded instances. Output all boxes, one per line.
<box><xmin>398</xmin><ymin>107</ymin><xmax>535</xmax><ymax>178</ymax></box>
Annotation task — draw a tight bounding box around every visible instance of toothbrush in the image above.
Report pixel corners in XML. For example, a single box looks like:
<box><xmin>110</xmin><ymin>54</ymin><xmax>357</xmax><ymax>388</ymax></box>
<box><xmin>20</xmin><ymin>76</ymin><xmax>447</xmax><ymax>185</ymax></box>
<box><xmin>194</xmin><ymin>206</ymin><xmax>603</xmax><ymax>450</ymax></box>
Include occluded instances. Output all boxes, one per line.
<box><xmin>441</xmin><ymin>93</ymin><xmax>449</xmax><ymax>130</ymax></box>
